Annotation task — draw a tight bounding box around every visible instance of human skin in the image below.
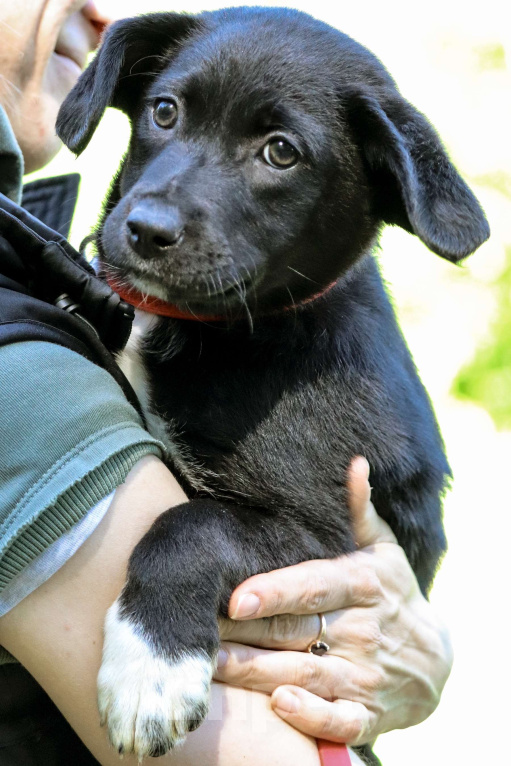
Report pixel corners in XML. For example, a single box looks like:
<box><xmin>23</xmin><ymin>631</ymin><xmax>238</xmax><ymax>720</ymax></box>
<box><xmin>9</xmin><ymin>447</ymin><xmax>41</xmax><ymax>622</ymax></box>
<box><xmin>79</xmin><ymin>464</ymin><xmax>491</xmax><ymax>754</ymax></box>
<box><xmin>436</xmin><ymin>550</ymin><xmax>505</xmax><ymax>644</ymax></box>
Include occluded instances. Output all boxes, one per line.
<box><xmin>0</xmin><ymin>0</ymin><xmax>108</xmax><ymax>171</ymax></box>
<box><xmin>217</xmin><ymin>458</ymin><xmax>453</xmax><ymax>745</ymax></box>
<box><xmin>0</xmin><ymin>0</ymin><xmax>453</xmax><ymax>756</ymax></box>
<box><xmin>0</xmin><ymin>456</ymin><xmax>450</xmax><ymax>764</ymax></box>
<box><xmin>0</xmin><ymin>457</ymin><xmax>331</xmax><ymax>765</ymax></box>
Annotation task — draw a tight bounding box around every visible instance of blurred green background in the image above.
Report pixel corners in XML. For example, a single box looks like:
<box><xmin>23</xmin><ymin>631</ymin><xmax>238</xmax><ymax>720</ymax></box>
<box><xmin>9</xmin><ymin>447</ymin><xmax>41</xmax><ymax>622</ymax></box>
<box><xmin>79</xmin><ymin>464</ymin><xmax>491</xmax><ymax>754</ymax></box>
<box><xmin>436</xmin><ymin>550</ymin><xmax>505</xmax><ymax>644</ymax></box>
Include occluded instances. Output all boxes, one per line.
<box><xmin>29</xmin><ymin>1</ymin><xmax>511</xmax><ymax>763</ymax></box>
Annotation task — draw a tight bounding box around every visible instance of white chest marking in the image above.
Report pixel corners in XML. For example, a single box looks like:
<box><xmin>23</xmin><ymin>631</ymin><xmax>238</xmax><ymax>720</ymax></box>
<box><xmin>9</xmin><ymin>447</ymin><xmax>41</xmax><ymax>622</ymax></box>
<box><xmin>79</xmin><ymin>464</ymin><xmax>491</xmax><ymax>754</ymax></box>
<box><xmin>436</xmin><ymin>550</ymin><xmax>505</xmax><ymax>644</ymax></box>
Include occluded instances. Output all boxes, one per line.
<box><xmin>117</xmin><ymin>310</ymin><xmax>216</xmax><ymax>493</ymax></box>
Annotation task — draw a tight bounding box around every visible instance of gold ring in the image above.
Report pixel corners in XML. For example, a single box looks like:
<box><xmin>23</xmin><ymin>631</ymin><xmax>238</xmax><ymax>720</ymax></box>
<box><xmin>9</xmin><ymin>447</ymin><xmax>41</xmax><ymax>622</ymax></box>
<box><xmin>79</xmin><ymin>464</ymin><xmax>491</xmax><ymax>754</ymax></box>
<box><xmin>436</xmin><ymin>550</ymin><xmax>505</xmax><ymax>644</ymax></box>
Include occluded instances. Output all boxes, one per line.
<box><xmin>307</xmin><ymin>613</ymin><xmax>330</xmax><ymax>656</ymax></box>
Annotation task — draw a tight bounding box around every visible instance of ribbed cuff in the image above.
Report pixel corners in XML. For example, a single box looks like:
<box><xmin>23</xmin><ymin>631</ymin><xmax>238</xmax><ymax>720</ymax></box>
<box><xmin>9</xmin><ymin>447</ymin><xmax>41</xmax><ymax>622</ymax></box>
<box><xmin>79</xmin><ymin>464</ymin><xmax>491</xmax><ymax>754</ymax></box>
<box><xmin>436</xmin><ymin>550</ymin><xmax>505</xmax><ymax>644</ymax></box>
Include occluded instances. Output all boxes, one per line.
<box><xmin>0</xmin><ymin>439</ymin><xmax>163</xmax><ymax>664</ymax></box>
<box><xmin>0</xmin><ymin>647</ymin><xmax>17</xmax><ymax>664</ymax></box>
<box><xmin>0</xmin><ymin>443</ymin><xmax>160</xmax><ymax>592</ymax></box>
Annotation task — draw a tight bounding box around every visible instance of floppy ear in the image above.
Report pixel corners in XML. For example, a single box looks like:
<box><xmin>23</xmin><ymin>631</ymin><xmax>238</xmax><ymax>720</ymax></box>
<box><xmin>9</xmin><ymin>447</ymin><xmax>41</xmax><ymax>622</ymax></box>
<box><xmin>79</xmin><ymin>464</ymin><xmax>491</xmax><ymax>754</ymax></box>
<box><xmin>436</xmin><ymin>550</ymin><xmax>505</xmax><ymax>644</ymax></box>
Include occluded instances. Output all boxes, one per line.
<box><xmin>345</xmin><ymin>88</ymin><xmax>490</xmax><ymax>262</ymax></box>
<box><xmin>56</xmin><ymin>13</ymin><xmax>200</xmax><ymax>156</ymax></box>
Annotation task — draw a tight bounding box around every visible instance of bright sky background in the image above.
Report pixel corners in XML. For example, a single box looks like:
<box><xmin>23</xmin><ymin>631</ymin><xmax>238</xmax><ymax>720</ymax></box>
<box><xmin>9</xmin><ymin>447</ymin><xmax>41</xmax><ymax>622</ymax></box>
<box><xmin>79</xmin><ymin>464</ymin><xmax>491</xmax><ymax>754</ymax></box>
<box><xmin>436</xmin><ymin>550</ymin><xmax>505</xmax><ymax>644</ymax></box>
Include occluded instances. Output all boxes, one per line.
<box><xmin>32</xmin><ymin>2</ymin><xmax>511</xmax><ymax>763</ymax></box>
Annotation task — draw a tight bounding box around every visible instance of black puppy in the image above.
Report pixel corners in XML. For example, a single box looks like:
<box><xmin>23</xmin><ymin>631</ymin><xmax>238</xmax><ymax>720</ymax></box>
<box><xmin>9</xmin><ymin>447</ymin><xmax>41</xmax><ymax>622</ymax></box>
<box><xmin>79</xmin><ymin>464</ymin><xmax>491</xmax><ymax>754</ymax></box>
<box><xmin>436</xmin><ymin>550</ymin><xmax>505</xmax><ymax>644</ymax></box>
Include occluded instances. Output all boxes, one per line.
<box><xmin>57</xmin><ymin>6</ymin><xmax>489</xmax><ymax>759</ymax></box>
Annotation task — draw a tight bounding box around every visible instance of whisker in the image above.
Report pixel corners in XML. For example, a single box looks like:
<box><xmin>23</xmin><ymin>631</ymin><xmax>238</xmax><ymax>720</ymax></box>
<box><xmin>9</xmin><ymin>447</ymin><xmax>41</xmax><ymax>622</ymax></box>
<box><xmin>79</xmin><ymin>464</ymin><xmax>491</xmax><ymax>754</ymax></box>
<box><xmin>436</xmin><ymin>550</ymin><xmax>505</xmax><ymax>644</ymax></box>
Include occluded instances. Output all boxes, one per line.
<box><xmin>287</xmin><ymin>266</ymin><xmax>318</xmax><ymax>284</ymax></box>
<box><xmin>238</xmin><ymin>266</ymin><xmax>254</xmax><ymax>333</ymax></box>
<box><xmin>118</xmin><ymin>71</ymin><xmax>164</xmax><ymax>82</ymax></box>
<box><xmin>286</xmin><ymin>286</ymin><xmax>298</xmax><ymax>331</ymax></box>
<box><xmin>129</xmin><ymin>54</ymin><xmax>167</xmax><ymax>75</ymax></box>
<box><xmin>184</xmin><ymin>301</ymin><xmax>213</xmax><ymax>326</ymax></box>
<box><xmin>245</xmin><ymin>254</ymin><xmax>259</xmax><ymax>314</ymax></box>
<box><xmin>230</xmin><ymin>271</ymin><xmax>251</xmax><ymax>330</ymax></box>
<box><xmin>243</xmin><ymin>301</ymin><xmax>254</xmax><ymax>333</ymax></box>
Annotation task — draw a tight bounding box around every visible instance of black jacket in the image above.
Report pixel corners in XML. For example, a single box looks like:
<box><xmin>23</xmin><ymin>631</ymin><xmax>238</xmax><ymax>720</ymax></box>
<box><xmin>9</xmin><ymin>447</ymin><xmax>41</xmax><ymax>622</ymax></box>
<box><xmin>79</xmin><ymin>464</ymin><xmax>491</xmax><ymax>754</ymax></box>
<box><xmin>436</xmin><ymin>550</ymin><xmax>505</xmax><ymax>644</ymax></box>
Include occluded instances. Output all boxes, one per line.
<box><xmin>0</xmin><ymin>174</ymin><xmax>142</xmax><ymax>418</ymax></box>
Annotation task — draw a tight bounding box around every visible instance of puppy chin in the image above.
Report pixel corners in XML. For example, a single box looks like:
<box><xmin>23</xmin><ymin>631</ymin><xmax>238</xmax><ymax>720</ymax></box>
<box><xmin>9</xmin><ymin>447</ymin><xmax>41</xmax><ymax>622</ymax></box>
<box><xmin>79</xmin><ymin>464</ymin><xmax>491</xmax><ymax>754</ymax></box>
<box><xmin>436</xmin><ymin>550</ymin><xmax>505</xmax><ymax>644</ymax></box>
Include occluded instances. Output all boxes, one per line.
<box><xmin>106</xmin><ymin>268</ymin><xmax>254</xmax><ymax>317</ymax></box>
<box><xmin>130</xmin><ymin>276</ymin><xmax>172</xmax><ymax>303</ymax></box>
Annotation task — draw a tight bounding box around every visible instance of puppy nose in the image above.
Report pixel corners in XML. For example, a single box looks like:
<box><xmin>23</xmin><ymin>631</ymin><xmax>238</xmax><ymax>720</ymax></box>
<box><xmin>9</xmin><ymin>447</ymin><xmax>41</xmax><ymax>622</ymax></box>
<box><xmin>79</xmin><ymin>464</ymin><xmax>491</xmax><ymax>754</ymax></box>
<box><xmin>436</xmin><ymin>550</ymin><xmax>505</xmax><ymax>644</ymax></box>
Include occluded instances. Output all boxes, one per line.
<box><xmin>126</xmin><ymin>205</ymin><xmax>184</xmax><ymax>258</ymax></box>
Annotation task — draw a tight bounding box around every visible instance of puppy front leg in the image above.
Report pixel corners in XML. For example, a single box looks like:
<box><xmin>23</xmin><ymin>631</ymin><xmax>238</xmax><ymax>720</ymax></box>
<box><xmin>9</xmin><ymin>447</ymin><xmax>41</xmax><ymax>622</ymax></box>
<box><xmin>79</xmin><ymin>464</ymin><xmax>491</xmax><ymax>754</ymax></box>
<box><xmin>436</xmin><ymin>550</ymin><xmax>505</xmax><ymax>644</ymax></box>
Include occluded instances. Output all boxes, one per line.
<box><xmin>98</xmin><ymin>497</ymin><xmax>352</xmax><ymax>758</ymax></box>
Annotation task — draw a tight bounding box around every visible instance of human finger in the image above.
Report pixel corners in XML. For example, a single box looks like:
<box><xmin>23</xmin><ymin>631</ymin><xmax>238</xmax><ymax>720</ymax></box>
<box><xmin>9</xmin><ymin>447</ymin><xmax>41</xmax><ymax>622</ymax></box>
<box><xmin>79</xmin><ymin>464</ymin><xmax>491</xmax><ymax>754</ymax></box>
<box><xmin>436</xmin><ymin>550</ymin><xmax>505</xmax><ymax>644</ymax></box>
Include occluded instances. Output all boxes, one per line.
<box><xmin>347</xmin><ymin>457</ymin><xmax>397</xmax><ymax>547</ymax></box>
<box><xmin>221</xmin><ymin>608</ymin><xmax>388</xmax><ymax>659</ymax></box>
<box><xmin>214</xmin><ymin>642</ymin><xmax>370</xmax><ymax>701</ymax></box>
<box><xmin>346</xmin><ymin>456</ymin><xmax>371</xmax><ymax>516</ymax></box>
<box><xmin>228</xmin><ymin>459</ymin><xmax>397</xmax><ymax>621</ymax></box>
<box><xmin>219</xmin><ymin>613</ymin><xmax>323</xmax><ymax>651</ymax></box>
<box><xmin>271</xmin><ymin>686</ymin><xmax>375</xmax><ymax>745</ymax></box>
<box><xmin>228</xmin><ymin>555</ymin><xmax>383</xmax><ymax>619</ymax></box>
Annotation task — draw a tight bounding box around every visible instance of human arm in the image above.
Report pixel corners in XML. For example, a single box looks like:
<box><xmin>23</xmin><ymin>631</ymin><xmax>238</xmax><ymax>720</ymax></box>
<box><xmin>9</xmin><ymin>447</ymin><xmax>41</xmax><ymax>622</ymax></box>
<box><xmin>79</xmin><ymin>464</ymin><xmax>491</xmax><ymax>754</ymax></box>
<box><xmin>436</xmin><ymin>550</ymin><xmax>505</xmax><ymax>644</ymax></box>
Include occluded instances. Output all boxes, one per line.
<box><xmin>0</xmin><ymin>455</ymin><xmax>324</xmax><ymax>766</ymax></box>
<box><xmin>0</xmin><ymin>340</ymin><xmax>164</xmax><ymax>612</ymax></box>
<box><xmin>0</xmin><ymin>339</ymin><xmax>322</xmax><ymax>764</ymax></box>
<box><xmin>0</xmin><ymin>340</ymin><xmax>446</xmax><ymax>760</ymax></box>
<box><xmin>215</xmin><ymin>457</ymin><xmax>453</xmax><ymax>746</ymax></box>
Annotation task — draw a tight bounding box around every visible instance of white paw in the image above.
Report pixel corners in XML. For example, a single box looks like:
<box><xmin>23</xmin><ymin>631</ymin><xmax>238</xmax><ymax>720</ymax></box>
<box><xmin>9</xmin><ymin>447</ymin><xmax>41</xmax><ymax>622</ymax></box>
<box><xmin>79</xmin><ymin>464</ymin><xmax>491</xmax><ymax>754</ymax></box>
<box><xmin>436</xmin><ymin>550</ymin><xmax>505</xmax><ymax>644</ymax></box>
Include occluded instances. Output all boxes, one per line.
<box><xmin>98</xmin><ymin>600</ymin><xmax>213</xmax><ymax>758</ymax></box>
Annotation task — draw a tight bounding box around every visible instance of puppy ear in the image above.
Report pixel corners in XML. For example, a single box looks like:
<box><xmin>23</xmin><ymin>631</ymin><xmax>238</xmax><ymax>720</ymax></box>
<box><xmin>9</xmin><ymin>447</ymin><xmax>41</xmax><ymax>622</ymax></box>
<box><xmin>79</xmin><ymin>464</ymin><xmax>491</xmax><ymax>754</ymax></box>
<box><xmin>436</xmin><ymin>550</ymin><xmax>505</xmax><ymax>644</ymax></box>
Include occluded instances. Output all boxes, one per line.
<box><xmin>56</xmin><ymin>13</ymin><xmax>200</xmax><ymax>156</ymax></box>
<box><xmin>346</xmin><ymin>88</ymin><xmax>490</xmax><ymax>261</ymax></box>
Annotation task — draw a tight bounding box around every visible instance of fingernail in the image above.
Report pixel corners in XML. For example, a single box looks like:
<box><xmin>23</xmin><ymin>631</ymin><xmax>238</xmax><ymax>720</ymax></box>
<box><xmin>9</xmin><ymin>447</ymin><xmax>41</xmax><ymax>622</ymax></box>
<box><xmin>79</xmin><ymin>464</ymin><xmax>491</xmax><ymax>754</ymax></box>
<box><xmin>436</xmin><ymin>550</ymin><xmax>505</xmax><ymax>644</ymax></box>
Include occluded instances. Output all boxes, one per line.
<box><xmin>231</xmin><ymin>593</ymin><xmax>261</xmax><ymax>619</ymax></box>
<box><xmin>216</xmin><ymin>649</ymin><xmax>228</xmax><ymax>669</ymax></box>
<box><xmin>273</xmin><ymin>689</ymin><xmax>300</xmax><ymax>714</ymax></box>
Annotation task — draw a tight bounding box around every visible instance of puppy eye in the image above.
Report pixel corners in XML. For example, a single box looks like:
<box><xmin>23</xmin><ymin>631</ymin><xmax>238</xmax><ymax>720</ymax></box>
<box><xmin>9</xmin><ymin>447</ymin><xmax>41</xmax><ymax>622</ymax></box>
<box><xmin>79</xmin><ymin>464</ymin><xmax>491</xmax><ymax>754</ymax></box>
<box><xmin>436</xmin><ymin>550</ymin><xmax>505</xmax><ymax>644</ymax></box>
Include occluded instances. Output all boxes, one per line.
<box><xmin>152</xmin><ymin>99</ymin><xmax>178</xmax><ymax>129</ymax></box>
<box><xmin>262</xmin><ymin>138</ymin><xmax>299</xmax><ymax>169</ymax></box>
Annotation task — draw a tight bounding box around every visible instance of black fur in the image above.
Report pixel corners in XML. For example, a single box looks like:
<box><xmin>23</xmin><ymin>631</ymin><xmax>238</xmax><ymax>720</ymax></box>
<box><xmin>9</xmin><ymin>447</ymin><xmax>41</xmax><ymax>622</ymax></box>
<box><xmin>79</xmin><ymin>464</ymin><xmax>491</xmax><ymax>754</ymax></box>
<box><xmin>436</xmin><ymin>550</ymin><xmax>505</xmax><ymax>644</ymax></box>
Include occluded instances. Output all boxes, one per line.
<box><xmin>57</xmin><ymin>6</ymin><xmax>489</xmax><ymax>754</ymax></box>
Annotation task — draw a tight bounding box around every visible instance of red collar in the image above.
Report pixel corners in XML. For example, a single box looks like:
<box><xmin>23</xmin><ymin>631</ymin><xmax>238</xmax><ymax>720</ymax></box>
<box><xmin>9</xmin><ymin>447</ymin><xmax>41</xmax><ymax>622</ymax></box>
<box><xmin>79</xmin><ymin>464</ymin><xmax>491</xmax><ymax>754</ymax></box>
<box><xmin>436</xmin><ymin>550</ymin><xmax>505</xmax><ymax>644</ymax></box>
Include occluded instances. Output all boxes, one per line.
<box><xmin>107</xmin><ymin>277</ymin><xmax>337</xmax><ymax>321</ymax></box>
<box><xmin>317</xmin><ymin>740</ymin><xmax>351</xmax><ymax>765</ymax></box>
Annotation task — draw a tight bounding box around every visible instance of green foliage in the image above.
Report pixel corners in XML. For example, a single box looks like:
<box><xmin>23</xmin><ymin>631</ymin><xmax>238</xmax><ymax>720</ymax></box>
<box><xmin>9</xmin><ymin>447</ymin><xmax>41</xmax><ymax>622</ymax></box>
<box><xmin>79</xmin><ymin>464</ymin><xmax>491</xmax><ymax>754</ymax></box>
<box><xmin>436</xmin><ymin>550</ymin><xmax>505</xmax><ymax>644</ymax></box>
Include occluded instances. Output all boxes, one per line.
<box><xmin>474</xmin><ymin>42</ymin><xmax>507</xmax><ymax>71</ymax></box>
<box><xmin>453</xmin><ymin>247</ymin><xmax>511</xmax><ymax>429</ymax></box>
<box><xmin>474</xmin><ymin>172</ymin><xmax>511</xmax><ymax>198</ymax></box>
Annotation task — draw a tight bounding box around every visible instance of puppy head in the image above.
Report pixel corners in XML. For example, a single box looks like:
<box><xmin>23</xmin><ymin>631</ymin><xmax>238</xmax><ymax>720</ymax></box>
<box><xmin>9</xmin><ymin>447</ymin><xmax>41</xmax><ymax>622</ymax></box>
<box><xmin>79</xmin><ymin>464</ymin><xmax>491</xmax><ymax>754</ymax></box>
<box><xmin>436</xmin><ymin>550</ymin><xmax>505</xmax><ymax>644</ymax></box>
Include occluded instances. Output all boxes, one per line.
<box><xmin>57</xmin><ymin>7</ymin><xmax>489</xmax><ymax>317</ymax></box>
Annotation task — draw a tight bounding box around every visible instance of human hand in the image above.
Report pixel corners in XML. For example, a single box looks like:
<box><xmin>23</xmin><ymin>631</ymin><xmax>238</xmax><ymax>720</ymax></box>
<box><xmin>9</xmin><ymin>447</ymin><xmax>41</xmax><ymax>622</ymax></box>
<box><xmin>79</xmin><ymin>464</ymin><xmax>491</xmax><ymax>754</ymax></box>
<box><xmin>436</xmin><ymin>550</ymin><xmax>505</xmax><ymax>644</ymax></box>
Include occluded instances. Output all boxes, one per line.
<box><xmin>214</xmin><ymin>457</ymin><xmax>453</xmax><ymax>746</ymax></box>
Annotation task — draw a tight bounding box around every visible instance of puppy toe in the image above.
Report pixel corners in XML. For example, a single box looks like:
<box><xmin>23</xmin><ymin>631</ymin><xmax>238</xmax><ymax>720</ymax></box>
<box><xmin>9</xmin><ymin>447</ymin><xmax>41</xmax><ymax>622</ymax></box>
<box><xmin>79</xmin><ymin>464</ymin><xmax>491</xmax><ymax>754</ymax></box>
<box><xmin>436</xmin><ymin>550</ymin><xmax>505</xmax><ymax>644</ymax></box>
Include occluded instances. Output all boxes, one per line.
<box><xmin>98</xmin><ymin>600</ymin><xmax>214</xmax><ymax>758</ymax></box>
